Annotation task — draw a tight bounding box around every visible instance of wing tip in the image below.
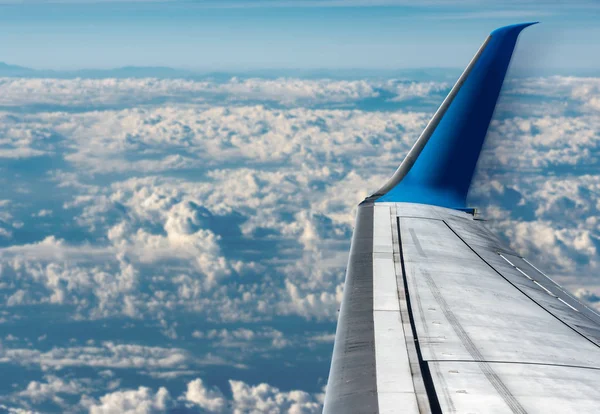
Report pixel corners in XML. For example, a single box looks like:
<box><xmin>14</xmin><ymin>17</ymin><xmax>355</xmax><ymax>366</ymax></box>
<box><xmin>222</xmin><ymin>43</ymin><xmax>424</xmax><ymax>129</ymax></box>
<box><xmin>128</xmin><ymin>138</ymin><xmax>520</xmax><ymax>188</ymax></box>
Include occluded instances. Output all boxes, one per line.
<box><xmin>372</xmin><ymin>22</ymin><xmax>538</xmax><ymax>209</ymax></box>
<box><xmin>490</xmin><ymin>22</ymin><xmax>539</xmax><ymax>37</ymax></box>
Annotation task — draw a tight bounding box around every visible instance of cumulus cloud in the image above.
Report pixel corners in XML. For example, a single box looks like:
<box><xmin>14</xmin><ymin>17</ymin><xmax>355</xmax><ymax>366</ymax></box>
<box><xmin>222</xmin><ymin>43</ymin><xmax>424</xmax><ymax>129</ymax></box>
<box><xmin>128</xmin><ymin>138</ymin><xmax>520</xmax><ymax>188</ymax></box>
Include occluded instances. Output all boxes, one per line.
<box><xmin>0</xmin><ymin>113</ymin><xmax>57</xmax><ymax>159</ymax></box>
<box><xmin>227</xmin><ymin>380</ymin><xmax>321</xmax><ymax>414</ymax></box>
<box><xmin>106</xmin><ymin>204</ymin><xmax>233</xmax><ymax>288</ymax></box>
<box><xmin>18</xmin><ymin>375</ymin><xmax>88</xmax><ymax>404</ymax></box>
<box><xmin>86</xmin><ymin>377</ymin><xmax>322</xmax><ymax>414</ymax></box>
<box><xmin>507</xmin><ymin>76</ymin><xmax>600</xmax><ymax>113</ymax></box>
<box><xmin>0</xmin><ymin>102</ymin><xmax>414</xmax><ymax>321</ymax></box>
<box><xmin>0</xmin><ymin>244</ymin><xmax>139</xmax><ymax>318</ymax></box>
<box><xmin>86</xmin><ymin>386</ymin><xmax>170</xmax><ymax>414</ymax></box>
<box><xmin>10</xmin><ymin>373</ymin><xmax>323</xmax><ymax>413</ymax></box>
<box><xmin>45</xmin><ymin>105</ymin><xmax>424</xmax><ymax>175</ymax></box>
<box><xmin>184</xmin><ymin>378</ymin><xmax>226</xmax><ymax>412</ymax></box>
<box><xmin>480</xmin><ymin>114</ymin><xmax>600</xmax><ymax>171</ymax></box>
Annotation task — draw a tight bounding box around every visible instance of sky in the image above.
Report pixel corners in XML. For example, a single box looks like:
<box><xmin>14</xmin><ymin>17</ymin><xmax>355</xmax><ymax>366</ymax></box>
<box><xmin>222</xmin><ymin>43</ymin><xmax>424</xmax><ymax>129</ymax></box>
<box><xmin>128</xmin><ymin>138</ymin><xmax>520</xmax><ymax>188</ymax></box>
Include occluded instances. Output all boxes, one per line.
<box><xmin>0</xmin><ymin>1</ymin><xmax>600</xmax><ymax>414</ymax></box>
<box><xmin>0</xmin><ymin>0</ymin><xmax>598</xmax><ymax>70</ymax></box>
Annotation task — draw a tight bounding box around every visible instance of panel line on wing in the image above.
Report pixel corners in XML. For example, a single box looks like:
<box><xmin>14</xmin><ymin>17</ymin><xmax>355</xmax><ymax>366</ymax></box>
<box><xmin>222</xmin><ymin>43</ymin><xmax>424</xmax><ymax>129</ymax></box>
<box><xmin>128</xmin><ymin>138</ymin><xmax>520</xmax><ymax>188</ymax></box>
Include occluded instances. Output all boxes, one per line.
<box><xmin>444</xmin><ymin>220</ymin><xmax>600</xmax><ymax>351</ymax></box>
<box><xmin>419</xmin><ymin>266</ymin><xmax>527</xmax><ymax>414</ymax></box>
<box><xmin>390</xmin><ymin>208</ymin><xmax>434</xmax><ymax>413</ymax></box>
<box><xmin>522</xmin><ymin>257</ymin><xmax>600</xmax><ymax>319</ymax></box>
<box><xmin>500</xmin><ymin>253</ymin><xmax>559</xmax><ymax>298</ymax></box>
<box><xmin>423</xmin><ymin>359</ymin><xmax>600</xmax><ymax>371</ymax></box>
<box><xmin>397</xmin><ymin>208</ymin><xmax>600</xmax><ymax>411</ymax></box>
<box><xmin>498</xmin><ymin>251</ymin><xmax>600</xmax><ymax>322</ymax></box>
<box><xmin>559</xmin><ymin>298</ymin><xmax>580</xmax><ymax>313</ymax></box>
<box><xmin>408</xmin><ymin>228</ymin><xmax>427</xmax><ymax>257</ymax></box>
<box><xmin>372</xmin><ymin>206</ymin><xmax>419</xmax><ymax>413</ymax></box>
<box><xmin>515</xmin><ymin>267</ymin><xmax>533</xmax><ymax>281</ymax></box>
<box><xmin>396</xmin><ymin>217</ymin><xmax>443</xmax><ymax>413</ymax></box>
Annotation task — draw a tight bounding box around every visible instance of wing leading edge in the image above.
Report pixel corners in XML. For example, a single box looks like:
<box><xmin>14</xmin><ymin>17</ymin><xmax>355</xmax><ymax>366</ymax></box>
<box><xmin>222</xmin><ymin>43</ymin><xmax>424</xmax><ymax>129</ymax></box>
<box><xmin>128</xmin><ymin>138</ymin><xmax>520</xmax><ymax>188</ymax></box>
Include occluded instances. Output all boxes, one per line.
<box><xmin>324</xmin><ymin>23</ymin><xmax>600</xmax><ymax>413</ymax></box>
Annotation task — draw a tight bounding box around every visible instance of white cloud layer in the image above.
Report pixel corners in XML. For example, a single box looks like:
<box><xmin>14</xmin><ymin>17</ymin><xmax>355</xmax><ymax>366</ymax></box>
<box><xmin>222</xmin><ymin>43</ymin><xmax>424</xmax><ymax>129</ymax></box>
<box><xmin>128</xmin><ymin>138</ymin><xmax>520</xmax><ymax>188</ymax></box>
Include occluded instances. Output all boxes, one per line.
<box><xmin>0</xmin><ymin>77</ymin><xmax>449</xmax><ymax>108</ymax></box>
<box><xmin>2</xmin><ymin>74</ymin><xmax>600</xmax><ymax>412</ymax></box>
<box><xmin>2</xmin><ymin>75</ymin><xmax>600</xmax><ymax>323</ymax></box>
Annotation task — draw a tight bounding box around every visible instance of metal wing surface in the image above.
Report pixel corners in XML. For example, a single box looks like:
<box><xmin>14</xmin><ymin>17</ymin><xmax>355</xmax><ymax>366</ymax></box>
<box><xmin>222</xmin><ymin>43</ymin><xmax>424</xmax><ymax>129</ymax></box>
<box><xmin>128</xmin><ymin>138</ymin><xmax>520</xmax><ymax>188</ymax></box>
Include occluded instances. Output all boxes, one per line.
<box><xmin>323</xmin><ymin>23</ymin><xmax>600</xmax><ymax>414</ymax></box>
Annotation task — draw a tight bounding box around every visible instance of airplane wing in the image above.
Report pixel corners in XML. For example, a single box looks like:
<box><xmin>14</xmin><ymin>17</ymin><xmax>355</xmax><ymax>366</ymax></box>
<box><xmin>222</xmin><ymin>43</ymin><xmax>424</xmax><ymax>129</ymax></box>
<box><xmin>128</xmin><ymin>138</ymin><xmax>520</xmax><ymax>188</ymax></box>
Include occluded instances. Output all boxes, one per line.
<box><xmin>323</xmin><ymin>23</ymin><xmax>600</xmax><ymax>413</ymax></box>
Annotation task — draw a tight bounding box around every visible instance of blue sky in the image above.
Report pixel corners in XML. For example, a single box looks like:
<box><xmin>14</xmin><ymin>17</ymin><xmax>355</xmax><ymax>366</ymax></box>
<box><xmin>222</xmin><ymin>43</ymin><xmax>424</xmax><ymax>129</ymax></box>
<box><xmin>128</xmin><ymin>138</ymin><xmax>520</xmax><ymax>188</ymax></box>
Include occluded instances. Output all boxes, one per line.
<box><xmin>0</xmin><ymin>0</ymin><xmax>598</xmax><ymax>70</ymax></box>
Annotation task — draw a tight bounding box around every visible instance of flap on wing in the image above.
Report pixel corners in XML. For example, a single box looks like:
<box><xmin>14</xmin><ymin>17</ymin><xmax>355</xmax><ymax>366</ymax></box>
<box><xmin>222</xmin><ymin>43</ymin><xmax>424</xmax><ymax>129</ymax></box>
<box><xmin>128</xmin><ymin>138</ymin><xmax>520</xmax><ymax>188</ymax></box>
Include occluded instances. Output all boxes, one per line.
<box><xmin>372</xmin><ymin>23</ymin><xmax>537</xmax><ymax>210</ymax></box>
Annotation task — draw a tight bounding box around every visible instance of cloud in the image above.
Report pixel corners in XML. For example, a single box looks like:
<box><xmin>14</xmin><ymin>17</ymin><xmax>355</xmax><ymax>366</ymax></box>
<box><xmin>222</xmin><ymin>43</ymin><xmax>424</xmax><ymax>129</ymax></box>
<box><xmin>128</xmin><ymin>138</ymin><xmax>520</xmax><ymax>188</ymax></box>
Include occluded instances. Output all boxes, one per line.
<box><xmin>227</xmin><ymin>379</ymin><xmax>321</xmax><ymax>414</ymax></box>
<box><xmin>307</xmin><ymin>333</ymin><xmax>335</xmax><ymax>343</ymax></box>
<box><xmin>0</xmin><ymin>113</ymin><xmax>56</xmax><ymax>159</ymax></box>
<box><xmin>6</xmin><ymin>289</ymin><xmax>28</xmax><ymax>306</ymax></box>
<box><xmin>1</xmin><ymin>342</ymin><xmax>198</xmax><ymax>371</ymax></box>
<box><xmin>192</xmin><ymin>327</ymin><xmax>290</xmax><ymax>350</ymax></box>
<box><xmin>0</xmin><ymin>245</ymin><xmax>139</xmax><ymax>318</ymax></box>
<box><xmin>0</xmin><ymin>405</ymin><xmax>37</xmax><ymax>414</ymax></box>
<box><xmin>278</xmin><ymin>279</ymin><xmax>343</xmax><ymax>321</ymax></box>
<box><xmin>386</xmin><ymin>80</ymin><xmax>448</xmax><ymax>101</ymax></box>
<box><xmin>184</xmin><ymin>378</ymin><xmax>226</xmax><ymax>412</ymax></box>
<box><xmin>33</xmin><ymin>209</ymin><xmax>52</xmax><ymax>218</ymax></box>
<box><xmin>575</xmin><ymin>288</ymin><xmax>600</xmax><ymax>304</ymax></box>
<box><xmin>54</xmin><ymin>105</ymin><xmax>424</xmax><ymax>174</ymax></box>
<box><xmin>0</xmin><ymin>77</ymin><xmax>448</xmax><ymax>109</ymax></box>
<box><xmin>81</xmin><ymin>376</ymin><xmax>322</xmax><ymax>414</ymax></box>
<box><xmin>507</xmin><ymin>76</ymin><xmax>600</xmax><ymax>113</ymax></box>
<box><xmin>106</xmin><ymin>206</ymin><xmax>234</xmax><ymax>289</ymax></box>
<box><xmin>480</xmin><ymin>114</ymin><xmax>600</xmax><ymax>172</ymax></box>
<box><xmin>18</xmin><ymin>375</ymin><xmax>88</xmax><ymax>404</ymax></box>
<box><xmin>86</xmin><ymin>386</ymin><xmax>170</xmax><ymax>414</ymax></box>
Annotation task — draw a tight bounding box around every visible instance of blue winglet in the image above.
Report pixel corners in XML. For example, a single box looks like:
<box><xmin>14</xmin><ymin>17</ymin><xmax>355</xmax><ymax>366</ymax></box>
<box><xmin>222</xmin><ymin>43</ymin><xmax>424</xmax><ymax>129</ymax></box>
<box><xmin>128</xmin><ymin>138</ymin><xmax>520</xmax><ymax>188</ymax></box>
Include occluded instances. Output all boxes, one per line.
<box><xmin>376</xmin><ymin>22</ymin><xmax>537</xmax><ymax>209</ymax></box>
